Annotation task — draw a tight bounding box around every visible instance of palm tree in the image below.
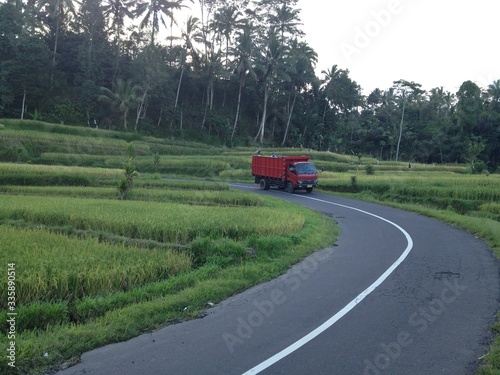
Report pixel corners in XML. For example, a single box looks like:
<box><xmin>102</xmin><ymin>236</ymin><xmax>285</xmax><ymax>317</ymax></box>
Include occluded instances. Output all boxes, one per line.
<box><xmin>175</xmin><ymin>15</ymin><xmax>202</xmax><ymax>108</ymax></box>
<box><xmin>200</xmin><ymin>49</ymin><xmax>223</xmax><ymax>130</ymax></box>
<box><xmin>37</xmin><ymin>0</ymin><xmax>79</xmax><ymax>86</ymax></box>
<box><xmin>166</xmin><ymin>0</ymin><xmax>193</xmax><ymax>48</ymax></box>
<box><xmin>320</xmin><ymin>64</ymin><xmax>341</xmax><ymax>124</ymax></box>
<box><xmin>268</xmin><ymin>1</ymin><xmax>303</xmax><ymax>43</ymax></box>
<box><xmin>135</xmin><ymin>0</ymin><xmax>186</xmax><ymax>45</ymax></box>
<box><xmin>101</xmin><ymin>0</ymin><xmax>135</xmax><ymax>82</ymax></box>
<box><xmin>211</xmin><ymin>5</ymin><xmax>245</xmax><ymax>68</ymax></box>
<box><xmin>487</xmin><ymin>79</ymin><xmax>500</xmax><ymax>111</ymax></box>
<box><xmin>281</xmin><ymin>40</ymin><xmax>317</xmax><ymax>145</ymax></box>
<box><xmin>230</xmin><ymin>23</ymin><xmax>256</xmax><ymax>144</ymax></box>
<box><xmin>102</xmin><ymin>0</ymin><xmax>135</xmax><ymax>47</ymax></box>
<box><xmin>254</xmin><ymin>28</ymin><xmax>287</xmax><ymax>143</ymax></box>
<box><xmin>99</xmin><ymin>78</ymin><xmax>140</xmax><ymax>129</ymax></box>
<box><xmin>393</xmin><ymin>79</ymin><xmax>424</xmax><ymax>161</ymax></box>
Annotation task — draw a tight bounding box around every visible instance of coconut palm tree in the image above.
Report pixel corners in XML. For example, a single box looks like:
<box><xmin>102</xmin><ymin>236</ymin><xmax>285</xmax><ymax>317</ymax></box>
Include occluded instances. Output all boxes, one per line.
<box><xmin>230</xmin><ymin>23</ymin><xmax>256</xmax><ymax>144</ymax></box>
<box><xmin>393</xmin><ymin>79</ymin><xmax>424</xmax><ymax>161</ymax></box>
<box><xmin>37</xmin><ymin>0</ymin><xmax>78</xmax><ymax>86</ymax></box>
<box><xmin>211</xmin><ymin>4</ymin><xmax>245</xmax><ymax>68</ymax></box>
<box><xmin>102</xmin><ymin>0</ymin><xmax>135</xmax><ymax>46</ymax></box>
<box><xmin>281</xmin><ymin>40</ymin><xmax>317</xmax><ymax>145</ymax></box>
<box><xmin>99</xmin><ymin>78</ymin><xmax>140</xmax><ymax>129</ymax></box>
<box><xmin>487</xmin><ymin>79</ymin><xmax>500</xmax><ymax>111</ymax></box>
<box><xmin>254</xmin><ymin>27</ymin><xmax>287</xmax><ymax>143</ymax></box>
<box><xmin>175</xmin><ymin>15</ymin><xmax>202</xmax><ymax>108</ymax></box>
<box><xmin>135</xmin><ymin>0</ymin><xmax>187</xmax><ymax>45</ymax></box>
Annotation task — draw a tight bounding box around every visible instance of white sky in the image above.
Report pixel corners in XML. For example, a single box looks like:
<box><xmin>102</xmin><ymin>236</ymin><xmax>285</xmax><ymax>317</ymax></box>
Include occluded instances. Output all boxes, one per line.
<box><xmin>298</xmin><ymin>0</ymin><xmax>500</xmax><ymax>95</ymax></box>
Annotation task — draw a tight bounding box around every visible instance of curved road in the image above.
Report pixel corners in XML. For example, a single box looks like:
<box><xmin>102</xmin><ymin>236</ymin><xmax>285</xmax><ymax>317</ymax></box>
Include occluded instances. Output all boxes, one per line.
<box><xmin>58</xmin><ymin>186</ymin><xmax>500</xmax><ymax>375</ymax></box>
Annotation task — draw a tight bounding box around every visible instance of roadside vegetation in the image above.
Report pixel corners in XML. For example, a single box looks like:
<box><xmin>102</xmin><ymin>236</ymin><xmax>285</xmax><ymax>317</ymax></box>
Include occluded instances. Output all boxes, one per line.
<box><xmin>0</xmin><ymin>119</ymin><xmax>499</xmax><ymax>374</ymax></box>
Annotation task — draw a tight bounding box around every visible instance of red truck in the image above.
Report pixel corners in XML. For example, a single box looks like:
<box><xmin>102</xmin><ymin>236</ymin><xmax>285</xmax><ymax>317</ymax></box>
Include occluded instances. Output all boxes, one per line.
<box><xmin>252</xmin><ymin>155</ymin><xmax>318</xmax><ymax>193</ymax></box>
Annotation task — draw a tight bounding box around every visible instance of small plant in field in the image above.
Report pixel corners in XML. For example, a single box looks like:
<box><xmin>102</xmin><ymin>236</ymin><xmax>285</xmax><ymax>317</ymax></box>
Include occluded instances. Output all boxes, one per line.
<box><xmin>153</xmin><ymin>152</ymin><xmax>161</xmax><ymax>172</ymax></box>
<box><xmin>355</xmin><ymin>153</ymin><xmax>362</xmax><ymax>173</ymax></box>
<box><xmin>365</xmin><ymin>164</ymin><xmax>375</xmax><ymax>175</ymax></box>
<box><xmin>119</xmin><ymin>143</ymin><xmax>138</xmax><ymax>199</ymax></box>
<box><xmin>350</xmin><ymin>175</ymin><xmax>359</xmax><ymax>192</ymax></box>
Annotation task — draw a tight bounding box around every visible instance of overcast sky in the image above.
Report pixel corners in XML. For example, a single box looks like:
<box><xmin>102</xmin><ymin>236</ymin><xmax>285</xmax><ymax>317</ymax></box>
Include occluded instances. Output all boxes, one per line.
<box><xmin>298</xmin><ymin>0</ymin><xmax>500</xmax><ymax>95</ymax></box>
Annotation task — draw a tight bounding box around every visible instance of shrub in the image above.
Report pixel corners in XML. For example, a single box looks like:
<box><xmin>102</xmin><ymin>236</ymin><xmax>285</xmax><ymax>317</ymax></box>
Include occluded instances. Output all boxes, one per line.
<box><xmin>350</xmin><ymin>175</ymin><xmax>359</xmax><ymax>192</ymax></box>
<box><xmin>365</xmin><ymin>164</ymin><xmax>375</xmax><ymax>175</ymax></box>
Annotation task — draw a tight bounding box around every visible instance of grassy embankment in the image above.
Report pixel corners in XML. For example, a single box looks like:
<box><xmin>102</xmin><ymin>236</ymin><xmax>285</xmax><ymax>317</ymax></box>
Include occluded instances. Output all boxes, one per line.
<box><xmin>0</xmin><ymin>119</ymin><xmax>499</xmax><ymax>373</ymax></box>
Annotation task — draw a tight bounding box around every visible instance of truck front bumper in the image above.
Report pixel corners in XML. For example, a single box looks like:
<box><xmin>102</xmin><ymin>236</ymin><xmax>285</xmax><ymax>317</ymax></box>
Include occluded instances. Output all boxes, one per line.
<box><xmin>295</xmin><ymin>180</ymin><xmax>318</xmax><ymax>189</ymax></box>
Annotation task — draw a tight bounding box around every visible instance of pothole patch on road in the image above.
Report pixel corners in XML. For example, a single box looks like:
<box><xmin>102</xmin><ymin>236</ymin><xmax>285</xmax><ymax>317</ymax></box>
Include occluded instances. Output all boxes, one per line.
<box><xmin>434</xmin><ymin>271</ymin><xmax>460</xmax><ymax>279</ymax></box>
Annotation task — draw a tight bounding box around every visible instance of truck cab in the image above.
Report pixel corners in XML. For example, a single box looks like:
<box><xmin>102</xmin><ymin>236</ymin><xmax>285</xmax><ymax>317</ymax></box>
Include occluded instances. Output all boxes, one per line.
<box><xmin>286</xmin><ymin>161</ymin><xmax>318</xmax><ymax>193</ymax></box>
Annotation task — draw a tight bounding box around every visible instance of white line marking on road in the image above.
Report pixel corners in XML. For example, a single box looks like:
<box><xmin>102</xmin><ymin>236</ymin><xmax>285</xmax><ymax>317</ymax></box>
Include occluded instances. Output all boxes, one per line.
<box><xmin>240</xmin><ymin>193</ymin><xmax>414</xmax><ymax>375</ymax></box>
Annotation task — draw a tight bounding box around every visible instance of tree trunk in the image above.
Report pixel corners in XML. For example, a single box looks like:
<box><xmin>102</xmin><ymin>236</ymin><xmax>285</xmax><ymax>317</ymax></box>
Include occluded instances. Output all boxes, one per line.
<box><xmin>50</xmin><ymin>16</ymin><xmax>60</xmax><ymax>87</ymax></box>
<box><xmin>21</xmin><ymin>88</ymin><xmax>26</xmax><ymax>119</ymax></box>
<box><xmin>255</xmin><ymin>82</ymin><xmax>269</xmax><ymax>143</ymax></box>
<box><xmin>281</xmin><ymin>92</ymin><xmax>297</xmax><ymax>146</ymax></box>
<box><xmin>180</xmin><ymin>105</ymin><xmax>183</xmax><ymax>131</ymax></box>
<box><xmin>123</xmin><ymin>108</ymin><xmax>128</xmax><ymax>129</ymax></box>
<box><xmin>135</xmin><ymin>87</ymin><xmax>149</xmax><ymax>131</ymax></box>
<box><xmin>396</xmin><ymin>99</ymin><xmax>406</xmax><ymax>162</ymax></box>
<box><xmin>175</xmin><ymin>65</ymin><xmax>185</xmax><ymax>108</ymax></box>
<box><xmin>157</xmin><ymin>108</ymin><xmax>162</xmax><ymax>128</ymax></box>
<box><xmin>231</xmin><ymin>81</ymin><xmax>243</xmax><ymax>146</ymax></box>
<box><xmin>201</xmin><ymin>86</ymin><xmax>210</xmax><ymax>130</ymax></box>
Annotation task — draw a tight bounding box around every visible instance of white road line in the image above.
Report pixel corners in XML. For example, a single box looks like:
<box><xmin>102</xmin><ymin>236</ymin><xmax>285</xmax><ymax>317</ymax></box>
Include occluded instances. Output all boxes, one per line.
<box><xmin>241</xmin><ymin>194</ymin><xmax>414</xmax><ymax>375</ymax></box>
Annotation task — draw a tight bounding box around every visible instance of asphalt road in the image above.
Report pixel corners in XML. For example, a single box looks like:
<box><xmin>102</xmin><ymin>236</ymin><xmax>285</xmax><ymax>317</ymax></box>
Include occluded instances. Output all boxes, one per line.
<box><xmin>57</xmin><ymin>186</ymin><xmax>500</xmax><ymax>375</ymax></box>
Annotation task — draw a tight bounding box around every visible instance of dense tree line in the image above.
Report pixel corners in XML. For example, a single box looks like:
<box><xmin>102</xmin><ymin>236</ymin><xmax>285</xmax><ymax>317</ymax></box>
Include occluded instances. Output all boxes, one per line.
<box><xmin>1</xmin><ymin>0</ymin><xmax>499</xmax><ymax>170</ymax></box>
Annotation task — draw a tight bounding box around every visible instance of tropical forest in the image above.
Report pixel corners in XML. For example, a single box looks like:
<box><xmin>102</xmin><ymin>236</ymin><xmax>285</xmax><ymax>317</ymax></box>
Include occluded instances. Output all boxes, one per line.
<box><xmin>0</xmin><ymin>0</ymin><xmax>499</xmax><ymax>171</ymax></box>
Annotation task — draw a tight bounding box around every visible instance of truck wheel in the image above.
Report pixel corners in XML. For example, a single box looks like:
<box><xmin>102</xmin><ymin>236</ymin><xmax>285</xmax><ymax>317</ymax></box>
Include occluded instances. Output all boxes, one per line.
<box><xmin>285</xmin><ymin>182</ymin><xmax>294</xmax><ymax>194</ymax></box>
<box><xmin>306</xmin><ymin>187</ymin><xmax>313</xmax><ymax>194</ymax></box>
<box><xmin>260</xmin><ymin>178</ymin><xmax>270</xmax><ymax>190</ymax></box>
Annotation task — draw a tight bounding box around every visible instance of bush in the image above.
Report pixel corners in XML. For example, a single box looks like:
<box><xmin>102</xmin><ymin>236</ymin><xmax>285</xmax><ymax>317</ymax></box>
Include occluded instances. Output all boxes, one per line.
<box><xmin>350</xmin><ymin>176</ymin><xmax>359</xmax><ymax>192</ymax></box>
<box><xmin>470</xmin><ymin>160</ymin><xmax>487</xmax><ymax>174</ymax></box>
<box><xmin>365</xmin><ymin>164</ymin><xmax>375</xmax><ymax>175</ymax></box>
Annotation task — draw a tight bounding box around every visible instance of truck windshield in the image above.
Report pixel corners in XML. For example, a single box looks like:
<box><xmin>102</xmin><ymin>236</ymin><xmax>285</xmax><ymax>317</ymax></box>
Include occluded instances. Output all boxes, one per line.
<box><xmin>295</xmin><ymin>162</ymin><xmax>317</xmax><ymax>174</ymax></box>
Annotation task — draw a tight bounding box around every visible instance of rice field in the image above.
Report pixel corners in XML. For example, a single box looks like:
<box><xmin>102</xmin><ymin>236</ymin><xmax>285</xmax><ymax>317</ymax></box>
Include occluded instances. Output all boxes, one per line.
<box><xmin>0</xmin><ymin>162</ymin><xmax>123</xmax><ymax>179</ymax></box>
<box><xmin>0</xmin><ymin>195</ymin><xmax>304</xmax><ymax>243</ymax></box>
<box><xmin>0</xmin><ymin>226</ymin><xmax>191</xmax><ymax>306</ymax></box>
<box><xmin>0</xmin><ymin>185</ymin><xmax>263</xmax><ymax>206</ymax></box>
<box><xmin>317</xmin><ymin>171</ymin><xmax>500</xmax><ymax>220</ymax></box>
